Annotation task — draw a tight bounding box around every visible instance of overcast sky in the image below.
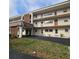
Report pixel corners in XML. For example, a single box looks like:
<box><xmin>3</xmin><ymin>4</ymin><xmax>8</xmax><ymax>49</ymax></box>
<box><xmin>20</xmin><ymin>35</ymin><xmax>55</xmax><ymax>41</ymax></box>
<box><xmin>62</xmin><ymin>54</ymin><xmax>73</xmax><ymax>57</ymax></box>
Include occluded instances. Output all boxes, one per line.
<box><xmin>9</xmin><ymin>0</ymin><xmax>64</xmax><ymax>17</ymax></box>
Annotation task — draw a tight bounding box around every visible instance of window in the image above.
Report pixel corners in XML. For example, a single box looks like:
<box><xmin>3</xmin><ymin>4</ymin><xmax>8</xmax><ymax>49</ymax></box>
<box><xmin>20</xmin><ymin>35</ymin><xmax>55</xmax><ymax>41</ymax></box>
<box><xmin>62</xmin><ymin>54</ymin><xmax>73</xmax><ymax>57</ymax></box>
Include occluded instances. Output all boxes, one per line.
<box><xmin>54</xmin><ymin>11</ymin><xmax>57</xmax><ymax>15</ymax></box>
<box><xmin>30</xmin><ymin>15</ymin><xmax>31</xmax><ymax>19</ymax></box>
<box><xmin>44</xmin><ymin>13</ymin><xmax>52</xmax><ymax>16</ymax></box>
<box><xmin>64</xmin><ymin>20</ymin><xmax>68</xmax><ymax>22</ymax></box>
<box><xmin>34</xmin><ymin>15</ymin><xmax>37</xmax><ymax>18</ymax></box>
<box><xmin>65</xmin><ymin>29</ymin><xmax>68</xmax><ymax>32</ymax></box>
<box><xmin>41</xmin><ymin>29</ymin><xmax>43</xmax><ymax>34</ymax></box>
<box><xmin>45</xmin><ymin>29</ymin><xmax>48</xmax><ymax>32</ymax></box>
<box><xmin>35</xmin><ymin>30</ymin><xmax>37</xmax><ymax>32</ymax></box>
<box><xmin>46</xmin><ymin>20</ymin><xmax>53</xmax><ymax>24</ymax></box>
<box><xmin>22</xmin><ymin>29</ymin><xmax>24</xmax><ymax>32</ymax></box>
<box><xmin>54</xmin><ymin>19</ymin><xmax>58</xmax><ymax>22</ymax></box>
<box><xmin>63</xmin><ymin>9</ymin><xmax>67</xmax><ymax>12</ymax></box>
<box><xmin>35</xmin><ymin>22</ymin><xmax>37</xmax><ymax>24</ymax></box>
<box><xmin>29</xmin><ymin>20</ymin><xmax>31</xmax><ymax>23</ymax></box>
<box><xmin>48</xmin><ymin>20</ymin><xmax>53</xmax><ymax>23</ymax></box>
<box><xmin>47</xmin><ymin>13</ymin><xmax>52</xmax><ymax>15</ymax></box>
<box><xmin>41</xmin><ymin>21</ymin><xmax>43</xmax><ymax>24</ymax></box>
<box><xmin>49</xmin><ymin>29</ymin><xmax>53</xmax><ymax>32</ymax></box>
<box><xmin>55</xmin><ymin>29</ymin><xmax>58</xmax><ymax>34</ymax></box>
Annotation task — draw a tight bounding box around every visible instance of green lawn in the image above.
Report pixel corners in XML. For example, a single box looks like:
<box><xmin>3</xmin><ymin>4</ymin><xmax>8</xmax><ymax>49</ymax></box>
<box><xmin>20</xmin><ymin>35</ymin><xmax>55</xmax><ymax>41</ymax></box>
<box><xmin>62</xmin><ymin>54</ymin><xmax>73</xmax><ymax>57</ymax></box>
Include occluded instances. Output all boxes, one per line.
<box><xmin>10</xmin><ymin>38</ymin><xmax>69</xmax><ymax>59</ymax></box>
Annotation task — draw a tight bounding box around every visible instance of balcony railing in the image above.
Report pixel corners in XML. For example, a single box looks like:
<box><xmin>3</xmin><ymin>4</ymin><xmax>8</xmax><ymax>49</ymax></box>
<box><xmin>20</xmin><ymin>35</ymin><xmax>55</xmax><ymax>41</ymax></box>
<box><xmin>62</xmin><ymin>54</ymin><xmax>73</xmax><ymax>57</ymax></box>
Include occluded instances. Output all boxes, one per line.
<box><xmin>34</xmin><ymin>25</ymin><xmax>70</xmax><ymax>29</ymax></box>
<box><xmin>33</xmin><ymin>11</ymin><xmax>70</xmax><ymax>20</ymax></box>
<box><xmin>34</xmin><ymin>23</ymin><xmax>70</xmax><ymax>28</ymax></box>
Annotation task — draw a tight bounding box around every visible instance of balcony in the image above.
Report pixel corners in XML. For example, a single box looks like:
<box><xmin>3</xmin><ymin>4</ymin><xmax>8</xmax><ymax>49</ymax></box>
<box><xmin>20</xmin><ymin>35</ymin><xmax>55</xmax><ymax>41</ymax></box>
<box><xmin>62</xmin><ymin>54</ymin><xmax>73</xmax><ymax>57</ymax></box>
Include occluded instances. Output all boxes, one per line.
<box><xmin>33</xmin><ymin>12</ymin><xmax>70</xmax><ymax>21</ymax></box>
<box><xmin>33</xmin><ymin>14</ymin><xmax>54</xmax><ymax>20</ymax></box>
<box><xmin>34</xmin><ymin>25</ymin><xmax>70</xmax><ymax>29</ymax></box>
<box><xmin>34</xmin><ymin>22</ymin><xmax>69</xmax><ymax>28</ymax></box>
<box><xmin>57</xmin><ymin>9</ymin><xmax>70</xmax><ymax>15</ymax></box>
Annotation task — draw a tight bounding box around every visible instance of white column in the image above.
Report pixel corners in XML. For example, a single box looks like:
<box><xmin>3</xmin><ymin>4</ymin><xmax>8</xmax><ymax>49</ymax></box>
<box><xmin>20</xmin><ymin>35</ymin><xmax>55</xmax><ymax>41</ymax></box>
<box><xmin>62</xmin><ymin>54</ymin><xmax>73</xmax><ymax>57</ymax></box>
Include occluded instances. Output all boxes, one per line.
<box><xmin>30</xmin><ymin>13</ymin><xmax>33</xmax><ymax>35</ymax></box>
<box><xmin>30</xmin><ymin>13</ymin><xmax>33</xmax><ymax>24</ymax></box>
<box><xmin>18</xmin><ymin>26</ymin><xmax>22</xmax><ymax>38</ymax></box>
<box><xmin>22</xmin><ymin>29</ymin><xmax>26</xmax><ymax>35</ymax></box>
<box><xmin>18</xmin><ymin>15</ymin><xmax>24</xmax><ymax>38</ymax></box>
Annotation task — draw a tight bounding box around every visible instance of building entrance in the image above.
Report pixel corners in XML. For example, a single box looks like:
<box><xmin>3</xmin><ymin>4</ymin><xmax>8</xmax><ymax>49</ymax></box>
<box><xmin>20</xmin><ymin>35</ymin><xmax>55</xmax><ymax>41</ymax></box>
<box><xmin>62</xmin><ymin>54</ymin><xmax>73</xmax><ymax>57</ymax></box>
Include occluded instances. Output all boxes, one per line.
<box><xmin>26</xmin><ymin>29</ymin><xmax>31</xmax><ymax>36</ymax></box>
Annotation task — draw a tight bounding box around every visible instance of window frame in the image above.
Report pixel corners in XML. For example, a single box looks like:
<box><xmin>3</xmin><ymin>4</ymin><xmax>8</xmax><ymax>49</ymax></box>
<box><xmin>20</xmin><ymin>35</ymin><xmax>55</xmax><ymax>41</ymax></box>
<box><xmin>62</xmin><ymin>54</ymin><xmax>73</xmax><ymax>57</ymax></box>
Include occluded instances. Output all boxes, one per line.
<box><xmin>64</xmin><ymin>20</ymin><xmax>68</xmax><ymax>22</ymax></box>
<box><xmin>41</xmin><ymin>29</ymin><xmax>43</xmax><ymax>34</ymax></box>
<box><xmin>55</xmin><ymin>29</ymin><xmax>58</xmax><ymax>34</ymax></box>
<box><xmin>54</xmin><ymin>11</ymin><xmax>57</xmax><ymax>15</ymax></box>
<box><xmin>63</xmin><ymin>9</ymin><xmax>67</xmax><ymax>12</ymax></box>
<box><xmin>35</xmin><ymin>22</ymin><xmax>37</xmax><ymax>24</ymax></box>
<box><xmin>35</xmin><ymin>29</ymin><xmax>37</xmax><ymax>32</ymax></box>
<box><xmin>65</xmin><ymin>29</ymin><xmax>68</xmax><ymax>32</ymax></box>
<box><xmin>41</xmin><ymin>21</ymin><xmax>43</xmax><ymax>24</ymax></box>
<box><xmin>45</xmin><ymin>29</ymin><xmax>48</xmax><ymax>32</ymax></box>
<box><xmin>49</xmin><ymin>29</ymin><xmax>53</xmax><ymax>32</ymax></box>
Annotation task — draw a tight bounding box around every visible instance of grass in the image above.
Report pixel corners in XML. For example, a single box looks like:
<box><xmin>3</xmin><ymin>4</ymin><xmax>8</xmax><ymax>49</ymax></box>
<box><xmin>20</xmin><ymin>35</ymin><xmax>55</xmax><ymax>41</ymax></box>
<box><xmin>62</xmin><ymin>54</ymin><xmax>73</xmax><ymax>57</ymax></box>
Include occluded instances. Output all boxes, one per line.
<box><xmin>10</xmin><ymin>38</ymin><xmax>69</xmax><ymax>59</ymax></box>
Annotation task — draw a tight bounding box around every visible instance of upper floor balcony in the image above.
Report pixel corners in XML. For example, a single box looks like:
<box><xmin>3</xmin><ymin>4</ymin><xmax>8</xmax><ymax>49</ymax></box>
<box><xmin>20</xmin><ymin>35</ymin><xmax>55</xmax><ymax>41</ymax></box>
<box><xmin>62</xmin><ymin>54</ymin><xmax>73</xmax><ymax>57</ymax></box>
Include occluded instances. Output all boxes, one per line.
<box><xmin>33</xmin><ymin>9</ymin><xmax>70</xmax><ymax>21</ymax></box>
<box><xmin>33</xmin><ymin>17</ymin><xmax>70</xmax><ymax>28</ymax></box>
<box><xmin>9</xmin><ymin>20</ymin><xmax>23</xmax><ymax>27</ymax></box>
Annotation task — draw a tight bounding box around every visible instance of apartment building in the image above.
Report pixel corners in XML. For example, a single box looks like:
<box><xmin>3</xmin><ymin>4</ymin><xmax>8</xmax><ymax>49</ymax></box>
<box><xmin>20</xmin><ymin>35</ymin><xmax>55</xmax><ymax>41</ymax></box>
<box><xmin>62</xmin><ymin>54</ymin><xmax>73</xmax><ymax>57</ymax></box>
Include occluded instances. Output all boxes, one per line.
<box><xmin>32</xmin><ymin>1</ymin><xmax>70</xmax><ymax>38</ymax></box>
<box><xmin>9</xmin><ymin>14</ymin><xmax>33</xmax><ymax>38</ymax></box>
<box><xmin>9</xmin><ymin>1</ymin><xmax>70</xmax><ymax>38</ymax></box>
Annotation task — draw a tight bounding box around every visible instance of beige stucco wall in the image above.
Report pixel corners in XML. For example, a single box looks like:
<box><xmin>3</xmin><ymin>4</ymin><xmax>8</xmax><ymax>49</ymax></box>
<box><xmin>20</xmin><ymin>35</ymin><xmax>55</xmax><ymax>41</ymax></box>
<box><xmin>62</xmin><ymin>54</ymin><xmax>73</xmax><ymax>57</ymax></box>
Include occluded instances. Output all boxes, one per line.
<box><xmin>34</xmin><ymin>28</ymin><xmax>70</xmax><ymax>38</ymax></box>
<box><xmin>57</xmin><ymin>8</ymin><xmax>70</xmax><ymax>15</ymax></box>
<box><xmin>58</xmin><ymin>17</ymin><xmax>70</xmax><ymax>26</ymax></box>
<box><xmin>34</xmin><ymin>29</ymin><xmax>43</xmax><ymax>36</ymax></box>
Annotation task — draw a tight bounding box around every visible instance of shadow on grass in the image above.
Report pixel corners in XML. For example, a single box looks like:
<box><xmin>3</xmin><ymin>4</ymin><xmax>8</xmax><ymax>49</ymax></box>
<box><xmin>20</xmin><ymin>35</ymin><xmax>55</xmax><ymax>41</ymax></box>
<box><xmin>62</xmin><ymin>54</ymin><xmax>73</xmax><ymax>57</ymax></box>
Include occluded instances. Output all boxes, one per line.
<box><xmin>9</xmin><ymin>49</ymin><xmax>41</xmax><ymax>59</ymax></box>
